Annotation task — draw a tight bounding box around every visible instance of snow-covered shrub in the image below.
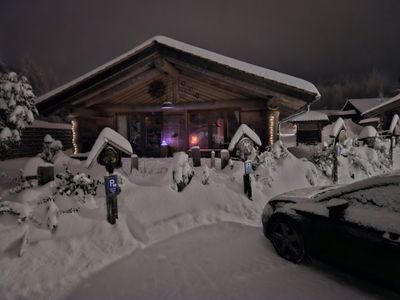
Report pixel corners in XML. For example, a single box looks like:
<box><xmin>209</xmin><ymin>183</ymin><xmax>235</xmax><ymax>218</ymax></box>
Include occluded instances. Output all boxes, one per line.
<box><xmin>0</xmin><ymin>72</ymin><xmax>38</xmax><ymax>158</ymax></box>
<box><xmin>55</xmin><ymin>168</ymin><xmax>100</xmax><ymax>203</ymax></box>
<box><xmin>311</xmin><ymin>147</ymin><xmax>334</xmax><ymax>177</ymax></box>
<box><xmin>201</xmin><ymin>165</ymin><xmax>210</xmax><ymax>185</ymax></box>
<box><xmin>39</xmin><ymin>134</ymin><xmax>63</xmax><ymax>163</ymax></box>
<box><xmin>272</xmin><ymin>140</ymin><xmax>290</xmax><ymax>159</ymax></box>
<box><xmin>171</xmin><ymin>152</ymin><xmax>194</xmax><ymax>192</ymax></box>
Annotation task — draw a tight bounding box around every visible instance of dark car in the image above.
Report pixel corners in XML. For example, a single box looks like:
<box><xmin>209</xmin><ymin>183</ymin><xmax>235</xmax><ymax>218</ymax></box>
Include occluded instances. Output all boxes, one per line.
<box><xmin>262</xmin><ymin>173</ymin><xmax>400</xmax><ymax>290</ymax></box>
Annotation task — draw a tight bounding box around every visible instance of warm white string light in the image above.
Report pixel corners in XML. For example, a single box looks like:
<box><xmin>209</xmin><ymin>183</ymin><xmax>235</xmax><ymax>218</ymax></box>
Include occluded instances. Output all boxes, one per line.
<box><xmin>71</xmin><ymin>120</ymin><xmax>79</xmax><ymax>154</ymax></box>
<box><xmin>269</xmin><ymin>114</ymin><xmax>275</xmax><ymax>145</ymax></box>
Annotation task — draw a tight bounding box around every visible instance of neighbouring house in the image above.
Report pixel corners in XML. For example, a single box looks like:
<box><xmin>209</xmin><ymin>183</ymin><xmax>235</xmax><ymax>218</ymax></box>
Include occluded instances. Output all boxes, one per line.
<box><xmin>35</xmin><ymin>36</ymin><xmax>320</xmax><ymax>157</ymax></box>
<box><xmin>362</xmin><ymin>92</ymin><xmax>400</xmax><ymax>131</ymax></box>
<box><xmin>281</xmin><ymin>109</ymin><xmax>329</xmax><ymax>145</ymax></box>
<box><xmin>341</xmin><ymin>96</ymin><xmax>389</xmax><ymax>125</ymax></box>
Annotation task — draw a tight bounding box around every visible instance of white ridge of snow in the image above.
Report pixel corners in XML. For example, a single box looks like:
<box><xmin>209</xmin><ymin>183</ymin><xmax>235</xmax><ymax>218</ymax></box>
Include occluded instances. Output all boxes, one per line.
<box><xmin>28</xmin><ymin>120</ymin><xmax>71</xmax><ymax>130</ymax></box>
<box><xmin>36</xmin><ymin>36</ymin><xmax>320</xmax><ymax>105</ymax></box>
<box><xmin>330</xmin><ymin>117</ymin><xmax>345</xmax><ymax>138</ymax></box>
<box><xmin>228</xmin><ymin>124</ymin><xmax>261</xmax><ymax>152</ymax></box>
<box><xmin>358</xmin><ymin>126</ymin><xmax>378</xmax><ymax>140</ymax></box>
<box><xmin>389</xmin><ymin>114</ymin><xmax>399</xmax><ymax>134</ymax></box>
<box><xmin>86</xmin><ymin>127</ymin><xmax>133</xmax><ymax>169</ymax></box>
<box><xmin>286</xmin><ymin>110</ymin><xmax>329</xmax><ymax>122</ymax></box>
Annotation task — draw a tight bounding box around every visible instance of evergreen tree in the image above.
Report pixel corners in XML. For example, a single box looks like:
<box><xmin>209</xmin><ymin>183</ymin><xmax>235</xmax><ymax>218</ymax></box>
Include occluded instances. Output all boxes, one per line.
<box><xmin>0</xmin><ymin>71</ymin><xmax>38</xmax><ymax>158</ymax></box>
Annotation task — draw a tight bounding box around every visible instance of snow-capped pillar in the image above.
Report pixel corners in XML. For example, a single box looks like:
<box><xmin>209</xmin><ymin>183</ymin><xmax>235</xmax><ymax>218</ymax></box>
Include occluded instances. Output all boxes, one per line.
<box><xmin>267</xmin><ymin>105</ymin><xmax>280</xmax><ymax>146</ymax></box>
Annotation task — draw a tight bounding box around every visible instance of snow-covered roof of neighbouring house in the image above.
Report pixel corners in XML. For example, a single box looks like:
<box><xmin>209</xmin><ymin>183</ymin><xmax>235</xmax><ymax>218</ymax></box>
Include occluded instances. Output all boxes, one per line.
<box><xmin>36</xmin><ymin>36</ymin><xmax>320</xmax><ymax>105</ymax></box>
<box><xmin>358</xmin><ymin>126</ymin><xmax>378</xmax><ymax>140</ymax></box>
<box><xmin>228</xmin><ymin>124</ymin><xmax>262</xmax><ymax>152</ymax></box>
<box><xmin>285</xmin><ymin>110</ymin><xmax>329</xmax><ymax>123</ymax></box>
<box><xmin>358</xmin><ymin>117</ymin><xmax>380</xmax><ymax>125</ymax></box>
<box><xmin>342</xmin><ymin>97</ymin><xmax>389</xmax><ymax>114</ymax></box>
<box><xmin>362</xmin><ymin>93</ymin><xmax>400</xmax><ymax>116</ymax></box>
<box><xmin>85</xmin><ymin>127</ymin><xmax>133</xmax><ymax>168</ymax></box>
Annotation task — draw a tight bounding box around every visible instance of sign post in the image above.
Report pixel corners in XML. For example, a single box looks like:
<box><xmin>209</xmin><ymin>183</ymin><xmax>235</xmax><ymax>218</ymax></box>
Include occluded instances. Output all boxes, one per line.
<box><xmin>243</xmin><ymin>160</ymin><xmax>253</xmax><ymax>200</ymax></box>
<box><xmin>105</xmin><ymin>174</ymin><xmax>120</xmax><ymax>224</ymax></box>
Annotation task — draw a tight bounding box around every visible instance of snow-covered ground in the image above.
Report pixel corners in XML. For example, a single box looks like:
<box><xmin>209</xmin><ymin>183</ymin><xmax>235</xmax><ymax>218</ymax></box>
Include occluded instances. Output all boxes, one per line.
<box><xmin>66</xmin><ymin>222</ymin><xmax>397</xmax><ymax>300</ymax></box>
<box><xmin>0</xmin><ymin>146</ymin><xmax>398</xmax><ymax>300</ymax></box>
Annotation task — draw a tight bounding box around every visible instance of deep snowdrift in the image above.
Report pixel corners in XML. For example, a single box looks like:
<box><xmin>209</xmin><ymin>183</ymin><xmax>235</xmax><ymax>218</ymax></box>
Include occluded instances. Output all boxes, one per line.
<box><xmin>0</xmin><ymin>141</ymin><xmax>395</xmax><ymax>300</ymax></box>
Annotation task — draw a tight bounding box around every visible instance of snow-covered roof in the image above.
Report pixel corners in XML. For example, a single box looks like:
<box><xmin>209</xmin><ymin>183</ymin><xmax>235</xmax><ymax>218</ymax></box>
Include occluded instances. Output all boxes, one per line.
<box><xmin>228</xmin><ymin>124</ymin><xmax>261</xmax><ymax>152</ymax></box>
<box><xmin>362</xmin><ymin>93</ymin><xmax>400</xmax><ymax>116</ymax></box>
<box><xmin>36</xmin><ymin>36</ymin><xmax>320</xmax><ymax>105</ymax></box>
<box><xmin>285</xmin><ymin>110</ymin><xmax>329</xmax><ymax>122</ymax></box>
<box><xmin>358</xmin><ymin>126</ymin><xmax>377</xmax><ymax>140</ymax></box>
<box><xmin>358</xmin><ymin>117</ymin><xmax>380</xmax><ymax>125</ymax></box>
<box><xmin>85</xmin><ymin>127</ymin><xmax>133</xmax><ymax>169</ymax></box>
<box><xmin>342</xmin><ymin>97</ymin><xmax>389</xmax><ymax>114</ymax></box>
<box><xmin>330</xmin><ymin>117</ymin><xmax>345</xmax><ymax>138</ymax></box>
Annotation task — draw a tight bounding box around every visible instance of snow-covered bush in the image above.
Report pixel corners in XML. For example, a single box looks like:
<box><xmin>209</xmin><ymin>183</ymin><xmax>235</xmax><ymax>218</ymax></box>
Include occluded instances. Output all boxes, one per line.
<box><xmin>171</xmin><ymin>152</ymin><xmax>194</xmax><ymax>192</ymax></box>
<box><xmin>311</xmin><ymin>146</ymin><xmax>334</xmax><ymax>177</ymax></box>
<box><xmin>0</xmin><ymin>72</ymin><xmax>38</xmax><ymax>158</ymax></box>
<box><xmin>55</xmin><ymin>168</ymin><xmax>100</xmax><ymax>203</ymax></box>
<box><xmin>39</xmin><ymin>134</ymin><xmax>63</xmax><ymax>163</ymax></box>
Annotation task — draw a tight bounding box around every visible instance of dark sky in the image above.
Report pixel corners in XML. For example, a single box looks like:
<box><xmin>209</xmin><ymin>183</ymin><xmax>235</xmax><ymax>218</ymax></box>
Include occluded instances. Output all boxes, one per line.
<box><xmin>1</xmin><ymin>0</ymin><xmax>400</xmax><ymax>90</ymax></box>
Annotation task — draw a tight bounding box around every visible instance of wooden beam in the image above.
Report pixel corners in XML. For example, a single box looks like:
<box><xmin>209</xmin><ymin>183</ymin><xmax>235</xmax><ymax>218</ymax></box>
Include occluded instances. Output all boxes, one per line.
<box><xmin>166</xmin><ymin>57</ymin><xmax>309</xmax><ymax>105</ymax></box>
<box><xmin>70</xmin><ymin>54</ymin><xmax>160</xmax><ymax>106</ymax></box>
<box><xmin>154</xmin><ymin>58</ymin><xmax>180</xmax><ymax>79</ymax></box>
<box><xmin>93</xmin><ymin>98</ymin><xmax>266</xmax><ymax>113</ymax></box>
<box><xmin>81</xmin><ymin>69</ymin><xmax>162</xmax><ymax>108</ymax></box>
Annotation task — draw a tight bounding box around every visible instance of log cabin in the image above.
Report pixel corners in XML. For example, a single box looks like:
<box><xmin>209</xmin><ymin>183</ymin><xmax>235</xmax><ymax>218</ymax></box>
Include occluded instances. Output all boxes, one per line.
<box><xmin>35</xmin><ymin>36</ymin><xmax>320</xmax><ymax>157</ymax></box>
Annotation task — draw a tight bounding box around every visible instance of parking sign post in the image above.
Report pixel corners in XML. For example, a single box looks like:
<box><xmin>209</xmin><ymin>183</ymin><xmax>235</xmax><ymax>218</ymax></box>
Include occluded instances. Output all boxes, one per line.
<box><xmin>105</xmin><ymin>174</ymin><xmax>120</xmax><ymax>224</ymax></box>
<box><xmin>243</xmin><ymin>160</ymin><xmax>253</xmax><ymax>200</ymax></box>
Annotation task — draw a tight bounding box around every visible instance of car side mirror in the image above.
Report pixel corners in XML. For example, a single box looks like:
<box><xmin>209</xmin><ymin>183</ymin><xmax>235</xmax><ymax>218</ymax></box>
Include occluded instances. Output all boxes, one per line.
<box><xmin>326</xmin><ymin>198</ymin><xmax>349</xmax><ymax>219</ymax></box>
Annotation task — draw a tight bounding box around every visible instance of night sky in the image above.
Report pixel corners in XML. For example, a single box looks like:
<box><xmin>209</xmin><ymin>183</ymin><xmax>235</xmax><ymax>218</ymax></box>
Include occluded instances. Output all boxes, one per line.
<box><xmin>1</xmin><ymin>0</ymin><xmax>400</xmax><ymax>96</ymax></box>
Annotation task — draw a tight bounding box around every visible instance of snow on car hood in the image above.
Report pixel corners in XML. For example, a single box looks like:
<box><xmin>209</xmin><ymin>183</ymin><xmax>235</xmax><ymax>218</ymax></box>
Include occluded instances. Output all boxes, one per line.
<box><xmin>270</xmin><ymin>185</ymin><xmax>339</xmax><ymax>202</ymax></box>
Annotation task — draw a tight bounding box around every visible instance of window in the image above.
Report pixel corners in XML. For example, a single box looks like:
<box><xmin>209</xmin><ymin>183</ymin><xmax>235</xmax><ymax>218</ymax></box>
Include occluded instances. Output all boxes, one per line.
<box><xmin>189</xmin><ymin>112</ymin><xmax>209</xmax><ymax>148</ymax></box>
<box><xmin>116</xmin><ymin>114</ymin><xmax>128</xmax><ymax>138</ymax></box>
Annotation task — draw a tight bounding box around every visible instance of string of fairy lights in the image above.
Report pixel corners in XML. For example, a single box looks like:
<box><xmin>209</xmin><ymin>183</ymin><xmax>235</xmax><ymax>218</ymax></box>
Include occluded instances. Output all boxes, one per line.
<box><xmin>71</xmin><ymin>120</ymin><xmax>79</xmax><ymax>154</ymax></box>
<box><xmin>268</xmin><ymin>113</ymin><xmax>275</xmax><ymax>146</ymax></box>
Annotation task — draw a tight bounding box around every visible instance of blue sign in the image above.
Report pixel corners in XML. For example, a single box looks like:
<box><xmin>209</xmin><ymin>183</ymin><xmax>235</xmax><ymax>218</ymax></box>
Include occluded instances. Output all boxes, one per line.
<box><xmin>105</xmin><ymin>175</ymin><xmax>119</xmax><ymax>196</ymax></box>
<box><xmin>244</xmin><ymin>160</ymin><xmax>253</xmax><ymax>174</ymax></box>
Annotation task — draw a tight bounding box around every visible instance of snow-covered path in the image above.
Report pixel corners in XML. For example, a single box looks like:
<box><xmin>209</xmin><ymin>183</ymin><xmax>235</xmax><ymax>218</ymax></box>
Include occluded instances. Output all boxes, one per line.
<box><xmin>65</xmin><ymin>222</ymin><xmax>396</xmax><ymax>300</ymax></box>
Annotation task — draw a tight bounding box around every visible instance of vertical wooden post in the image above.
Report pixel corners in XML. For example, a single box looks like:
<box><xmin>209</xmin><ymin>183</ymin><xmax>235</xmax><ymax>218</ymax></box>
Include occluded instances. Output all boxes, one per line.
<box><xmin>131</xmin><ymin>154</ymin><xmax>139</xmax><ymax>173</ymax></box>
<box><xmin>191</xmin><ymin>146</ymin><xmax>201</xmax><ymax>167</ymax></box>
<box><xmin>210</xmin><ymin>150</ymin><xmax>215</xmax><ymax>168</ymax></box>
<box><xmin>220</xmin><ymin>149</ymin><xmax>230</xmax><ymax>169</ymax></box>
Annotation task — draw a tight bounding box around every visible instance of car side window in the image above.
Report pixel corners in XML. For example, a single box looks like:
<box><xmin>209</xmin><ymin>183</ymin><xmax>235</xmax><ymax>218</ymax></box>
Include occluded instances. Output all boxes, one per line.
<box><xmin>341</xmin><ymin>184</ymin><xmax>400</xmax><ymax>213</ymax></box>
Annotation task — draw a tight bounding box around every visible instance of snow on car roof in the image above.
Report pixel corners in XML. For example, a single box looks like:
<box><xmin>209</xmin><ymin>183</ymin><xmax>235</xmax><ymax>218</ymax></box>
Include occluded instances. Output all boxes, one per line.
<box><xmin>36</xmin><ymin>36</ymin><xmax>320</xmax><ymax>104</ymax></box>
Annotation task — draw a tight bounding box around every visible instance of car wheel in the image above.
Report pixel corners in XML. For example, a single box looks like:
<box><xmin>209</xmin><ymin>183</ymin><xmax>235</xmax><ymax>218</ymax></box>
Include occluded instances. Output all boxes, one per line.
<box><xmin>269</xmin><ymin>218</ymin><xmax>306</xmax><ymax>263</ymax></box>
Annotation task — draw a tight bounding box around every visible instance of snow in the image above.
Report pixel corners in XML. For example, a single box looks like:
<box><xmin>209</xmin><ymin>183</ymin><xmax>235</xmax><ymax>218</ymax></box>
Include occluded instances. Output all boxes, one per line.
<box><xmin>0</xmin><ymin>146</ymin><xmax>398</xmax><ymax>299</ymax></box>
<box><xmin>362</xmin><ymin>93</ymin><xmax>400</xmax><ymax>116</ymax></box>
<box><xmin>85</xmin><ymin>127</ymin><xmax>133</xmax><ymax>169</ymax></box>
<box><xmin>286</xmin><ymin>110</ymin><xmax>329</xmax><ymax>122</ymax></box>
<box><xmin>359</xmin><ymin>117</ymin><xmax>380</xmax><ymax>125</ymax></box>
<box><xmin>330</xmin><ymin>117</ymin><xmax>345</xmax><ymax>138</ymax></box>
<box><xmin>322</xmin><ymin>119</ymin><xmax>362</xmax><ymax>143</ymax></box>
<box><xmin>28</xmin><ymin>120</ymin><xmax>71</xmax><ymax>130</ymax></box>
<box><xmin>389</xmin><ymin>114</ymin><xmax>399</xmax><ymax>135</ymax></box>
<box><xmin>66</xmin><ymin>222</ymin><xmax>390</xmax><ymax>300</ymax></box>
<box><xmin>358</xmin><ymin>126</ymin><xmax>377</xmax><ymax>140</ymax></box>
<box><xmin>343</xmin><ymin>98</ymin><xmax>389</xmax><ymax>115</ymax></box>
<box><xmin>36</xmin><ymin>36</ymin><xmax>320</xmax><ymax>105</ymax></box>
<box><xmin>228</xmin><ymin>124</ymin><xmax>262</xmax><ymax>152</ymax></box>
<box><xmin>0</xmin><ymin>127</ymin><xmax>12</xmax><ymax>140</ymax></box>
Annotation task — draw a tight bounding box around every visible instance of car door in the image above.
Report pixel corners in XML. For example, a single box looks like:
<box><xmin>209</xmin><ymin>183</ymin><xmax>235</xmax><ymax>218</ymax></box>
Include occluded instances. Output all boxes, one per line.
<box><xmin>336</xmin><ymin>184</ymin><xmax>400</xmax><ymax>288</ymax></box>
